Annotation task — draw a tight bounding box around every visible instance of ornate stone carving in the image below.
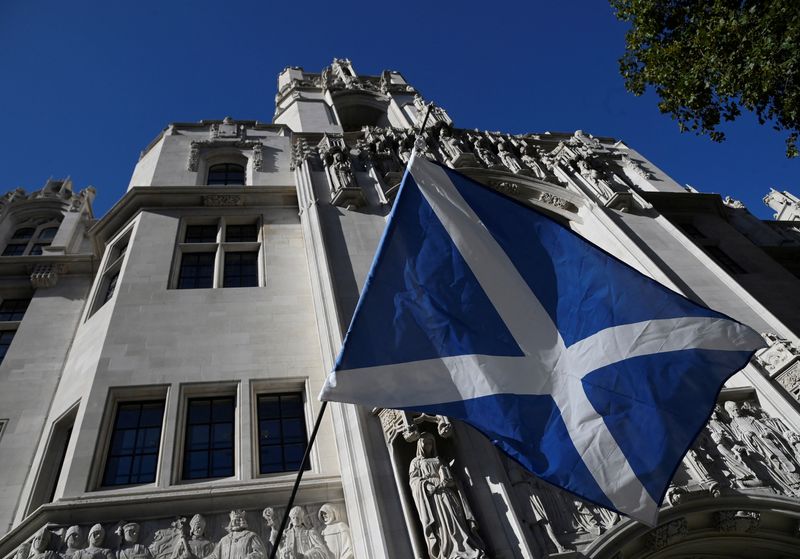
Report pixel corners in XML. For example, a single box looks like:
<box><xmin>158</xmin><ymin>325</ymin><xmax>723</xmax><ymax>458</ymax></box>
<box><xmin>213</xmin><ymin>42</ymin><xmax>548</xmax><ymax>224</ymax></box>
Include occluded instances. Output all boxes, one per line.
<box><xmin>318</xmin><ymin>504</ymin><xmax>352</xmax><ymax>559</ymax></box>
<box><xmin>318</xmin><ymin>136</ymin><xmax>363</xmax><ymax>208</ymax></box>
<box><xmin>64</xmin><ymin>526</ymin><xmax>83</xmax><ymax>559</ymax></box>
<box><xmin>75</xmin><ymin>524</ymin><xmax>114</xmax><ymax>559</ymax></box>
<box><xmin>539</xmin><ymin>192</ymin><xmax>569</xmax><ymax>210</ymax></box>
<box><xmin>207</xmin><ymin>511</ymin><xmax>266</xmax><ymax>559</ymax></box>
<box><xmin>202</xmin><ymin>195</ymin><xmax>242</xmax><ymax>207</ymax></box>
<box><xmin>646</xmin><ymin>518</ymin><xmax>687</xmax><ymax>551</ymax></box>
<box><xmin>716</xmin><ymin>510</ymin><xmax>760</xmax><ymax>533</ymax></box>
<box><xmin>30</xmin><ymin>527</ymin><xmax>59</xmax><ymax>559</ymax></box>
<box><xmin>473</xmin><ymin>138</ymin><xmax>502</xmax><ymax>169</ymax></box>
<box><xmin>408</xmin><ymin>432</ymin><xmax>486</xmax><ymax>559</ymax></box>
<box><xmin>116</xmin><ymin>522</ymin><xmax>154</xmax><ymax>559</ymax></box>
<box><xmin>275</xmin><ymin>506</ymin><xmax>330</xmax><ymax>559</ymax></box>
<box><xmin>290</xmin><ymin>139</ymin><xmax>315</xmax><ymax>172</ymax></box>
<box><xmin>252</xmin><ymin>144</ymin><xmax>264</xmax><ymax>173</ymax></box>
<box><xmin>210</xmin><ymin>117</ymin><xmax>240</xmax><ymax>140</ymax></box>
<box><xmin>620</xmin><ymin>154</ymin><xmax>652</xmax><ymax>180</ymax></box>
<box><xmin>507</xmin><ymin>465</ymin><xmax>568</xmax><ymax>555</ymax></box>
<box><xmin>723</xmin><ymin>196</ymin><xmax>746</xmax><ymax>209</ymax></box>
<box><xmin>31</xmin><ymin>264</ymin><xmax>65</xmax><ymax>289</ymax></box>
<box><xmin>261</xmin><ymin>509</ymin><xmax>277</xmax><ymax>553</ymax></box>
<box><xmin>188</xmin><ymin>144</ymin><xmax>200</xmax><ymax>172</ymax></box>
<box><xmin>755</xmin><ymin>333</ymin><xmax>800</xmax><ymax>403</ymax></box>
<box><xmin>487</xmin><ymin>181</ymin><xmax>519</xmax><ymax>195</ymax></box>
<box><xmin>496</xmin><ymin>142</ymin><xmax>524</xmax><ymax>174</ymax></box>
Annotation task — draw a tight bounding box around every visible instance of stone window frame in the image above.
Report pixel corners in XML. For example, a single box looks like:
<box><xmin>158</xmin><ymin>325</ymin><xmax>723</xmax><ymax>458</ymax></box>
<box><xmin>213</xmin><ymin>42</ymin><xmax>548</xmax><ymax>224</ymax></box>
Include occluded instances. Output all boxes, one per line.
<box><xmin>90</xmin><ymin>385</ymin><xmax>170</xmax><ymax>492</ymax></box>
<box><xmin>25</xmin><ymin>402</ymin><xmax>79</xmax><ymax>514</ymax></box>
<box><xmin>170</xmin><ymin>216</ymin><xmax>264</xmax><ymax>290</ymax></box>
<box><xmin>86</xmin><ymin>225</ymin><xmax>134</xmax><ymax>319</ymax></box>
<box><xmin>1</xmin><ymin>217</ymin><xmax>63</xmax><ymax>257</ymax></box>
<box><xmin>249</xmin><ymin>378</ymin><xmax>315</xmax><ymax>479</ymax></box>
<box><xmin>173</xmin><ymin>381</ymin><xmax>241</xmax><ymax>485</ymax></box>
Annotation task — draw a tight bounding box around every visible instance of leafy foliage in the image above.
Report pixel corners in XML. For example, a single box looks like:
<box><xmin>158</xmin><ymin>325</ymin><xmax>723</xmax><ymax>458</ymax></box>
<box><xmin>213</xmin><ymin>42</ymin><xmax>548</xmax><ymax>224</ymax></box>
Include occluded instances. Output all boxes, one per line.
<box><xmin>611</xmin><ymin>0</ymin><xmax>800</xmax><ymax>157</ymax></box>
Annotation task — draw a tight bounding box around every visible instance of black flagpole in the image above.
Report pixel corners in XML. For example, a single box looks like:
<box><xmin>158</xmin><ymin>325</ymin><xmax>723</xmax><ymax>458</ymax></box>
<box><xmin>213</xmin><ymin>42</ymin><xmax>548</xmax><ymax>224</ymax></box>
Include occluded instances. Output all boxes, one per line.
<box><xmin>267</xmin><ymin>400</ymin><xmax>328</xmax><ymax>559</ymax></box>
<box><xmin>268</xmin><ymin>101</ymin><xmax>434</xmax><ymax>558</ymax></box>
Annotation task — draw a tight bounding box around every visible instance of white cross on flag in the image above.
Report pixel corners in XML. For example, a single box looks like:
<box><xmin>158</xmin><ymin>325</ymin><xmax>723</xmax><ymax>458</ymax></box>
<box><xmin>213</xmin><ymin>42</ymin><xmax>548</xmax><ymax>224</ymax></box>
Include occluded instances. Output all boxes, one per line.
<box><xmin>320</xmin><ymin>151</ymin><xmax>765</xmax><ymax>525</ymax></box>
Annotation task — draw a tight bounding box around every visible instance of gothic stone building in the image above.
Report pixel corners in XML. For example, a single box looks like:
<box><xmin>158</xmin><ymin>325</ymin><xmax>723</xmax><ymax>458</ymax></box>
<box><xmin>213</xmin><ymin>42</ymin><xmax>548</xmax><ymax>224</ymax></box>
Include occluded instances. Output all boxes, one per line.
<box><xmin>0</xmin><ymin>59</ymin><xmax>800</xmax><ymax>559</ymax></box>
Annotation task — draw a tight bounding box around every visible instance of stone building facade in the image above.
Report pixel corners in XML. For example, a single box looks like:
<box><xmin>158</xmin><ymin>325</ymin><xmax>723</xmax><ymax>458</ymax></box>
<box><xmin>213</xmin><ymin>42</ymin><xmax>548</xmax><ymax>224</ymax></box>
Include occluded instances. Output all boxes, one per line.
<box><xmin>1</xmin><ymin>59</ymin><xmax>800</xmax><ymax>558</ymax></box>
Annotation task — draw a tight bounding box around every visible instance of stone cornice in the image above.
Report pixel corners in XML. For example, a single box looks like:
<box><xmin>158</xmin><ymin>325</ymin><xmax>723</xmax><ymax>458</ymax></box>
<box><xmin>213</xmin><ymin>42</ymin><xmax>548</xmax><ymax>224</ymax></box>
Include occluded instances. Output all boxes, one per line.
<box><xmin>89</xmin><ymin>186</ymin><xmax>297</xmax><ymax>247</ymax></box>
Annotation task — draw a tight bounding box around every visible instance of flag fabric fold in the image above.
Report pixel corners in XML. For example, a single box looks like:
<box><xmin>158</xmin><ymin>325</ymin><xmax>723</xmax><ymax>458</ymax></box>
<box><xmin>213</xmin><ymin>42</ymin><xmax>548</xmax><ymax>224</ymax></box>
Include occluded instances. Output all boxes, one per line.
<box><xmin>319</xmin><ymin>151</ymin><xmax>765</xmax><ymax>526</ymax></box>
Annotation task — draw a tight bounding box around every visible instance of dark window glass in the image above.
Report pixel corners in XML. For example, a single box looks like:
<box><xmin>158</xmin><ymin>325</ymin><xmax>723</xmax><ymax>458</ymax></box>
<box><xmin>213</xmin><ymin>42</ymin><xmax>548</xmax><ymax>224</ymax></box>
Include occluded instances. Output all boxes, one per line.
<box><xmin>705</xmin><ymin>246</ymin><xmax>747</xmax><ymax>275</ymax></box>
<box><xmin>183</xmin><ymin>397</ymin><xmax>235</xmax><ymax>480</ymax></box>
<box><xmin>257</xmin><ymin>393</ymin><xmax>309</xmax><ymax>474</ymax></box>
<box><xmin>225</xmin><ymin>225</ymin><xmax>258</xmax><ymax>243</ymax></box>
<box><xmin>102</xmin><ymin>401</ymin><xmax>164</xmax><ymax>486</ymax></box>
<box><xmin>38</xmin><ymin>227</ymin><xmax>59</xmax><ymax>241</ymax></box>
<box><xmin>178</xmin><ymin>253</ymin><xmax>215</xmax><ymax>289</ymax></box>
<box><xmin>223</xmin><ymin>252</ymin><xmax>258</xmax><ymax>288</ymax></box>
<box><xmin>11</xmin><ymin>228</ymin><xmax>35</xmax><ymax>240</ymax></box>
<box><xmin>207</xmin><ymin>164</ymin><xmax>245</xmax><ymax>186</ymax></box>
<box><xmin>2</xmin><ymin>244</ymin><xmax>26</xmax><ymax>256</ymax></box>
<box><xmin>29</xmin><ymin>243</ymin><xmax>49</xmax><ymax>256</ymax></box>
<box><xmin>0</xmin><ymin>299</ymin><xmax>30</xmax><ymax>321</ymax></box>
<box><xmin>185</xmin><ymin>225</ymin><xmax>218</xmax><ymax>244</ymax></box>
<box><xmin>678</xmin><ymin>223</ymin><xmax>706</xmax><ymax>239</ymax></box>
<box><xmin>0</xmin><ymin>330</ymin><xmax>15</xmax><ymax>363</ymax></box>
<box><xmin>104</xmin><ymin>273</ymin><xmax>119</xmax><ymax>303</ymax></box>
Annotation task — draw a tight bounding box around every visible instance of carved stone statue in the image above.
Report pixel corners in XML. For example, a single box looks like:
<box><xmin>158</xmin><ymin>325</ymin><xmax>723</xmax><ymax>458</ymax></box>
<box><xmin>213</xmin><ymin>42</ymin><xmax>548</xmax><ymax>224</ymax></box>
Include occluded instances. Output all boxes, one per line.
<box><xmin>277</xmin><ymin>506</ymin><xmax>331</xmax><ymax>559</ymax></box>
<box><xmin>438</xmin><ymin>127</ymin><xmax>465</xmax><ymax>162</ymax></box>
<box><xmin>30</xmin><ymin>527</ymin><xmax>59</xmax><ymax>559</ymax></box>
<box><xmin>63</xmin><ymin>526</ymin><xmax>83</xmax><ymax>559</ymax></box>
<box><xmin>318</xmin><ymin>504</ymin><xmax>353</xmax><ymax>559</ymax></box>
<box><xmin>496</xmin><ymin>142</ymin><xmax>523</xmax><ymax>174</ymax></box>
<box><xmin>408</xmin><ymin>432</ymin><xmax>486</xmax><ymax>559</ymax></box>
<box><xmin>173</xmin><ymin>515</ymin><xmax>214</xmax><ymax>559</ymax></box>
<box><xmin>520</xmin><ymin>145</ymin><xmax>547</xmax><ymax>180</ymax></box>
<box><xmin>208</xmin><ymin>511</ymin><xmax>266</xmax><ymax>559</ymax></box>
<box><xmin>507</xmin><ymin>467</ymin><xmax>568</xmax><ymax>555</ymax></box>
<box><xmin>75</xmin><ymin>525</ymin><xmax>114</xmax><ymax>559</ymax></box>
<box><xmin>261</xmin><ymin>508</ymin><xmax>277</xmax><ymax>553</ymax></box>
<box><xmin>706</xmin><ymin>406</ymin><xmax>758</xmax><ymax>486</ymax></box>
<box><xmin>117</xmin><ymin>523</ymin><xmax>154</xmax><ymax>559</ymax></box>
<box><xmin>723</xmin><ymin>401</ymin><xmax>799</xmax><ymax>488</ymax></box>
<box><xmin>14</xmin><ymin>541</ymin><xmax>30</xmax><ymax>559</ymax></box>
<box><xmin>473</xmin><ymin>138</ymin><xmax>500</xmax><ymax>169</ymax></box>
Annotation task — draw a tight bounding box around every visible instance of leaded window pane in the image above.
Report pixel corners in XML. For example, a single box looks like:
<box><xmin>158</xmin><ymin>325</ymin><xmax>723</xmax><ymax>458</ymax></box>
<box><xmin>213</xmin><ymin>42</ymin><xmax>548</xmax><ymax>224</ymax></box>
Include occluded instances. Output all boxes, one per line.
<box><xmin>2</xmin><ymin>244</ymin><xmax>26</xmax><ymax>256</ymax></box>
<box><xmin>225</xmin><ymin>224</ymin><xmax>258</xmax><ymax>243</ymax></box>
<box><xmin>11</xmin><ymin>228</ymin><xmax>35</xmax><ymax>240</ymax></box>
<box><xmin>102</xmin><ymin>401</ymin><xmax>165</xmax><ymax>486</ymax></box>
<box><xmin>183</xmin><ymin>397</ymin><xmax>235</xmax><ymax>480</ymax></box>
<box><xmin>223</xmin><ymin>252</ymin><xmax>258</xmax><ymax>288</ymax></box>
<box><xmin>257</xmin><ymin>393</ymin><xmax>309</xmax><ymax>474</ymax></box>
<box><xmin>178</xmin><ymin>253</ymin><xmax>215</xmax><ymax>289</ymax></box>
<box><xmin>185</xmin><ymin>225</ymin><xmax>218</xmax><ymax>244</ymax></box>
<box><xmin>0</xmin><ymin>299</ymin><xmax>30</xmax><ymax>321</ymax></box>
<box><xmin>207</xmin><ymin>164</ymin><xmax>245</xmax><ymax>186</ymax></box>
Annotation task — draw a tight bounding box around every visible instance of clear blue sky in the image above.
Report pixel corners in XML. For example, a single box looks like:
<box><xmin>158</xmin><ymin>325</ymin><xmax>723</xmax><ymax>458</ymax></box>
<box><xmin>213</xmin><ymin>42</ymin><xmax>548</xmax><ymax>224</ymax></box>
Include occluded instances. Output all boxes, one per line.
<box><xmin>1</xmin><ymin>0</ymin><xmax>796</xmax><ymax>218</ymax></box>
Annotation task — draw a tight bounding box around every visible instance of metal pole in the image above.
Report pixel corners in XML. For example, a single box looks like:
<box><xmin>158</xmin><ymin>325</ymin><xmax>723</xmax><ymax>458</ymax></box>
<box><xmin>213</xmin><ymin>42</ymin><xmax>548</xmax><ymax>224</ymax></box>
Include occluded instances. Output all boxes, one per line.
<box><xmin>419</xmin><ymin>102</ymin><xmax>434</xmax><ymax>133</ymax></box>
<box><xmin>267</xmin><ymin>400</ymin><xmax>328</xmax><ymax>559</ymax></box>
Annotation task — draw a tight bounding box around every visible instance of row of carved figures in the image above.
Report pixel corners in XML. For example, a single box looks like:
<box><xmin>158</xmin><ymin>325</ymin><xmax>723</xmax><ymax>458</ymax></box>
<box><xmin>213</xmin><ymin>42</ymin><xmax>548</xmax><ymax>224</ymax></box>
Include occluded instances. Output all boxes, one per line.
<box><xmin>11</xmin><ymin>506</ymin><xmax>352</xmax><ymax>559</ymax></box>
<box><xmin>677</xmin><ymin>399</ymin><xmax>800</xmax><ymax>498</ymax></box>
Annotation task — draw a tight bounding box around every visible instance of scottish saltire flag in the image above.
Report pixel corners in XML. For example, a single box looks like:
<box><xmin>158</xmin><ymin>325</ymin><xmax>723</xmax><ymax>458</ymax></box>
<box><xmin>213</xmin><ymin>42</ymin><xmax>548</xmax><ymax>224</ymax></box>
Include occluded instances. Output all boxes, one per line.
<box><xmin>319</xmin><ymin>151</ymin><xmax>765</xmax><ymax>525</ymax></box>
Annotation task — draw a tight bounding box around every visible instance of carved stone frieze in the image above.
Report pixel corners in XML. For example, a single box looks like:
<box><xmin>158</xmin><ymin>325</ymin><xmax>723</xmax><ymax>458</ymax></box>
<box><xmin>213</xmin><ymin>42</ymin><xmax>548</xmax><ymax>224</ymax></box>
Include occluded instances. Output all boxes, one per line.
<box><xmin>716</xmin><ymin>510</ymin><xmax>760</xmax><ymax>534</ymax></box>
<box><xmin>202</xmin><ymin>195</ymin><xmax>242</xmax><ymax>207</ymax></box>
<box><xmin>6</xmin><ymin>505</ymin><xmax>351</xmax><ymax>559</ymax></box>
<box><xmin>646</xmin><ymin>518</ymin><xmax>687</xmax><ymax>551</ymax></box>
<box><xmin>620</xmin><ymin>154</ymin><xmax>652</xmax><ymax>180</ymax></box>
<box><xmin>755</xmin><ymin>334</ymin><xmax>800</xmax><ymax>404</ymax></box>
<box><xmin>678</xmin><ymin>395</ymin><xmax>800</xmax><ymax>498</ymax></box>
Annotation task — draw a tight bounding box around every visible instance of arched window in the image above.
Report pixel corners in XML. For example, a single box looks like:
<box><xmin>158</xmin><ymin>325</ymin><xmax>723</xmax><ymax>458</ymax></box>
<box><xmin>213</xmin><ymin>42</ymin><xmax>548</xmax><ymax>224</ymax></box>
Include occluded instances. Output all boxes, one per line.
<box><xmin>207</xmin><ymin>163</ymin><xmax>245</xmax><ymax>186</ymax></box>
<box><xmin>2</xmin><ymin>221</ymin><xmax>61</xmax><ymax>256</ymax></box>
<box><xmin>11</xmin><ymin>228</ymin><xmax>35</xmax><ymax>240</ymax></box>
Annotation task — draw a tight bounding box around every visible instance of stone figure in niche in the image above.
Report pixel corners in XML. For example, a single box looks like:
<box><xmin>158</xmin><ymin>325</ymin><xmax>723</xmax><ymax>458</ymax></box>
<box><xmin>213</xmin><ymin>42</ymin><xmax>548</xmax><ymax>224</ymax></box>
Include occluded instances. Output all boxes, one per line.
<box><xmin>261</xmin><ymin>508</ymin><xmax>278</xmax><ymax>553</ymax></box>
<box><xmin>277</xmin><ymin>506</ymin><xmax>331</xmax><ymax>559</ymax></box>
<box><xmin>507</xmin><ymin>467</ymin><xmax>568</xmax><ymax>555</ymax></box>
<box><xmin>519</xmin><ymin>146</ymin><xmax>547</xmax><ymax>180</ymax></box>
<box><xmin>117</xmin><ymin>523</ymin><xmax>153</xmax><ymax>559</ymax></box>
<box><xmin>63</xmin><ymin>526</ymin><xmax>83</xmax><ymax>559</ymax></box>
<box><xmin>328</xmin><ymin>150</ymin><xmax>356</xmax><ymax>193</ymax></box>
<box><xmin>318</xmin><ymin>504</ymin><xmax>353</xmax><ymax>559</ymax></box>
<box><xmin>473</xmin><ymin>138</ymin><xmax>500</xmax><ymax>169</ymax></box>
<box><xmin>438</xmin><ymin>127</ymin><xmax>465</xmax><ymax>162</ymax></box>
<box><xmin>723</xmin><ymin>401</ymin><xmax>799</xmax><ymax>487</ymax></box>
<box><xmin>408</xmin><ymin>432</ymin><xmax>486</xmax><ymax>559</ymax></box>
<box><xmin>30</xmin><ymin>527</ymin><xmax>59</xmax><ymax>559</ymax></box>
<box><xmin>568</xmin><ymin>501</ymin><xmax>602</xmax><ymax>536</ymax></box>
<box><xmin>496</xmin><ymin>142</ymin><xmax>523</xmax><ymax>174</ymax></box>
<box><xmin>706</xmin><ymin>406</ymin><xmax>758</xmax><ymax>486</ymax></box>
<box><xmin>75</xmin><ymin>525</ymin><xmax>114</xmax><ymax>559</ymax></box>
<box><xmin>208</xmin><ymin>511</ymin><xmax>266</xmax><ymax>559</ymax></box>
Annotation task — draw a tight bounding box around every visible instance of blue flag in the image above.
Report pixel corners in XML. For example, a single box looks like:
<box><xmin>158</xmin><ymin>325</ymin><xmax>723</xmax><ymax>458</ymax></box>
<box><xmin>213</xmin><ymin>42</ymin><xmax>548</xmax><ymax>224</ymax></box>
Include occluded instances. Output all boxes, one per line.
<box><xmin>319</xmin><ymin>151</ymin><xmax>765</xmax><ymax>525</ymax></box>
